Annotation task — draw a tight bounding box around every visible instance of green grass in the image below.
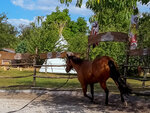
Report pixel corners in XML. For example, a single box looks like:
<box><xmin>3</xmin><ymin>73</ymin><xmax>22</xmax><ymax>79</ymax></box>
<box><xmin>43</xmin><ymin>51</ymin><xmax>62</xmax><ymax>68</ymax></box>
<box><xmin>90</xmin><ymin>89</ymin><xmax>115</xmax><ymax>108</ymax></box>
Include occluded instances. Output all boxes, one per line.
<box><xmin>0</xmin><ymin>67</ymin><xmax>150</xmax><ymax>93</ymax></box>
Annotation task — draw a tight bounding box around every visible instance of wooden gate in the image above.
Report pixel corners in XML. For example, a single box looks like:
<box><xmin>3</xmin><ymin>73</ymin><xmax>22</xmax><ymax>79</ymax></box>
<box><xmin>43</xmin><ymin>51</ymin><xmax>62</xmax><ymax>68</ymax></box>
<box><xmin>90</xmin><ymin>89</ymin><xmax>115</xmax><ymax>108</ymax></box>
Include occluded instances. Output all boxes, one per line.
<box><xmin>87</xmin><ymin>32</ymin><xmax>150</xmax><ymax>87</ymax></box>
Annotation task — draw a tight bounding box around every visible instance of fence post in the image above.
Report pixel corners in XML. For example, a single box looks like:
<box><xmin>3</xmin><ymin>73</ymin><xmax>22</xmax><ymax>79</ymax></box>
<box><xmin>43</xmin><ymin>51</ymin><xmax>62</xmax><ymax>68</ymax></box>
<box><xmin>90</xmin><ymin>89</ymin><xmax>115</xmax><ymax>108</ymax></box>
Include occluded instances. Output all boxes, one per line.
<box><xmin>33</xmin><ymin>48</ymin><xmax>38</xmax><ymax>86</ymax></box>
<box><xmin>45</xmin><ymin>59</ymin><xmax>47</xmax><ymax>73</ymax></box>
<box><xmin>86</xmin><ymin>45</ymin><xmax>90</xmax><ymax>60</ymax></box>
<box><xmin>123</xmin><ymin>42</ymin><xmax>130</xmax><ymax>83</ymax></box>
<box><xmin>33</xmin><ymin>65</ymin><xmax>36</xmax><ymax>86</ymax></box>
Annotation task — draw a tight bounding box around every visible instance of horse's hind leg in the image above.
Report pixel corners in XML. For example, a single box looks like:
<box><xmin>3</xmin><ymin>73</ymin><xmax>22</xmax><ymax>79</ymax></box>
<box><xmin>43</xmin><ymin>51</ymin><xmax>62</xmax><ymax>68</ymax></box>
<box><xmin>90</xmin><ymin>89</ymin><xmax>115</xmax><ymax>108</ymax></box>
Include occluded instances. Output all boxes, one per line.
<box><xmin>120</xmin><ymin>93</ymin><xmax>125</xmax><ymax>102</ymax></box>
<box><xmin>115</xmin><ymin>82</ymin><xmax>127</xmax><ymax>106</ymax></box>
<box><xmin>90</xmin><ymin>83</ymin><xmax>94</xmax><ymax>102</ymax></box>
<box><xmin>100</xmin><ymin>81</ymin><xmax>109</xmax><ymax>105</ymax></box>
<box><xmin>120</xmin><ymin>92</ymin><xmax>128</xmax><ymax>106</ymax></box>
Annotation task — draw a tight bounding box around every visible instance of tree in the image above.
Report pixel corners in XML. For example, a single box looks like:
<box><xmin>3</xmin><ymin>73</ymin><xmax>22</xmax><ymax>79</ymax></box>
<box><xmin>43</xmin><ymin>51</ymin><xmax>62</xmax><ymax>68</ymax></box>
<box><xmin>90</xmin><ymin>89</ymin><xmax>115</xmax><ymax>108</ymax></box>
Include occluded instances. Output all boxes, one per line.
<box><xmin>138</xmin><ymin>13</ymin><xmax>150</xmax><ymax>48</ymax></box>
<box><xmin>77</xmin><ymin>17</ymin><xmax>89</xmax><ymax>33</ymax></box>
<box><xmin>16</xmin><ymin>17</ymin><xmax>59</xmax><ymax>54</ymax></box>
<box><xmin>42</xmin><ymin>7</ymin><xmax>71</xmax><ymax>51</ymax></box>
<box><xmin>17</xmin><ymin>8</ymin><xmax>71</xmax><ymax>54</ymax></box>
<box><xmin>0</xmin><ymin>13</ymin><xmax>17</xmax><ymax>49</ymax></box>
<box><xmin>60</xmin><ymin>0</ymin><xmax>150</xmax><ymax>8</ymax></box>
<box><xmin>62</xmin><ymin>17</ymin><xmax>88</xmax><ymax>56</ymax></box>
<box><xmin>15</xmin><ymin>40</ymin><xmax>27</xmax><ymax>53</ymax></box>
<box><xmin>60</xmin><ymin>0</ymin><xmax>149</xmax><ymax>65</ymax></box>
<box><xmin>60</xmin><ymin>0</ymin><xmax>150</xmax><ymax>24</ymax></box>
<box><xmin>45</xmin><ymin>7</ymin><xmax>70</xmax><ymax>36</ymax></box>
<box><xmin>88</xmin><ymin>9</ymin><xmax>131</xmax><ymax>63</ymax></box>
<box><xmin>25</xmin><ymin>22</ymin><xmax>59</xmax><ymax>54</ymax></box>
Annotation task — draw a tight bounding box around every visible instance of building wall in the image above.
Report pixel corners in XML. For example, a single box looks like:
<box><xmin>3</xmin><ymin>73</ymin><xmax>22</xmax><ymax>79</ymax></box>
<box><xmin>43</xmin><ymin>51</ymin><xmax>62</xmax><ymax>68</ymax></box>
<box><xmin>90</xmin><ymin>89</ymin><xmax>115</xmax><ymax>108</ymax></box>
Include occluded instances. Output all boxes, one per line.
<box><xmin>0</xmin><ymin>51</ymin><xmax>16</xmax><ymax>65</ymax></box>
<box><xmin>0</xmin><ymin>51</ymin><xmax>16</xmax><ymax>60</ymax></box>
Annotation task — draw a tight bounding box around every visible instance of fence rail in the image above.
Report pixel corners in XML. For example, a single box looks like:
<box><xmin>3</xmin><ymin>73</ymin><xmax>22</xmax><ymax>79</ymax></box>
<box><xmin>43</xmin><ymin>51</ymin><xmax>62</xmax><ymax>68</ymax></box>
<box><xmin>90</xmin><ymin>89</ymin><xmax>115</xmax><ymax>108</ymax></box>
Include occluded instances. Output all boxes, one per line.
<box><xmin>34</xmin><ymin>65</ymin><xmax>66</xmax><ymax>67</ymax></box>
<box><xmin>0</xmin><ymin>63</ymin><xmax>149</xmax><ymax>89</ymax></box>
<box><xmin>0</xmin><ymin>63</ymin><xmax>33</xmax><ymax>66</ymax></box>
<box><xmin>0</xmin><ymin>74</ymin><xmax>32</xmax><ymax>79</ymax></box>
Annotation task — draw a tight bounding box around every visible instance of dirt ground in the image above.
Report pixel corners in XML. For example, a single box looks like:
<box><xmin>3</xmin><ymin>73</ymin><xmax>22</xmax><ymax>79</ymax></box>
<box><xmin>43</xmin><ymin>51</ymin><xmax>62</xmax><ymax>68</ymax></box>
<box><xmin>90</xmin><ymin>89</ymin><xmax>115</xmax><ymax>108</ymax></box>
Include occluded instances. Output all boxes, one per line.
<box><xmin>0</xmin><ymin>90</ymin><xmax>149</xmax><ymax>113</ymax></box>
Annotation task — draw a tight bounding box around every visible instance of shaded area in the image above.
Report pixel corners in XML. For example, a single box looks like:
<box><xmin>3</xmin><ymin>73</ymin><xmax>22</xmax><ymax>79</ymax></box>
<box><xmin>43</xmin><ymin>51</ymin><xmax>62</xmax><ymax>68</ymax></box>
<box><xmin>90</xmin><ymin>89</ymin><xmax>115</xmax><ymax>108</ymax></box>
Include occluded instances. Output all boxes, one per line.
<box><xmin>0</xmin><ymin>90</ymin><xmax>150</xmax><ymax>113</ymax></box>
<box><xmin>38</xmin><ymin>91</ymin><xmax>150</xmax><ymax>113</ymax></box>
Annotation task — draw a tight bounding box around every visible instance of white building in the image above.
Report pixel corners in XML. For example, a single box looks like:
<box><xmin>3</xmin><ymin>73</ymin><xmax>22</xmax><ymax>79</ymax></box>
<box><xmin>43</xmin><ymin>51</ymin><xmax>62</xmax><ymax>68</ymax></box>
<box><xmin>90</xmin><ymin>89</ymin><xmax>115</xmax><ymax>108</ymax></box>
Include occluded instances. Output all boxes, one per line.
<box><xmin>39</xmin><ymin>57</ymin><xmax>76</xmax><ymax>74</ymax></box>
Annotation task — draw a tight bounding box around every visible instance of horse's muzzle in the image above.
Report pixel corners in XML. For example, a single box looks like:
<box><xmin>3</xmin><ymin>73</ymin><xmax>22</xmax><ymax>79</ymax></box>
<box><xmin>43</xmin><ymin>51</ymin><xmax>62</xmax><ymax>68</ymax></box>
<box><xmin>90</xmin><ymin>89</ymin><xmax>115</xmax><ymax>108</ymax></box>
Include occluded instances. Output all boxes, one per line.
<box><xmin>65</xmin><ymin>68</ymin><xmax>69</xmax><ymax>73</ymax></box>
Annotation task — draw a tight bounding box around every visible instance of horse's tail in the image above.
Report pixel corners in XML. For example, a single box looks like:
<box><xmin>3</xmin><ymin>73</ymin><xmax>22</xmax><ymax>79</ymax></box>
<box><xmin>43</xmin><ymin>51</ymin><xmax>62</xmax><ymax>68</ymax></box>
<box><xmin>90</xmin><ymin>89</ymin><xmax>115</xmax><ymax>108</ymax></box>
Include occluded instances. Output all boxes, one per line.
<box><xmin>108</xmin><ymin>60</ymin><xmax>132</xmax><ymax>95</ymax></box>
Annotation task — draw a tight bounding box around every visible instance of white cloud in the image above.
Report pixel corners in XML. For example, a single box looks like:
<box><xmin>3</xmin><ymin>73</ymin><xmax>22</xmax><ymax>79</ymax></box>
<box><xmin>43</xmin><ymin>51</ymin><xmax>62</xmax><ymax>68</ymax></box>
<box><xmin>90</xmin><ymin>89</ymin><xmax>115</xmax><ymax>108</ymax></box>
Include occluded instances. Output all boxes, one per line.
<box><xmin>137</xmin><ymin>2</ymin><xmax>150</xmax><ymax>13</ymax></box>
<box><xmin>11</xmin><ymin>0</ymin><xmax>93</xmax><ymax>17</ymax></box>
<box><xmin>11</xmin><ymin>0</ymin><xmax>24</xmax><ymax>7</ymax></box>
<box><xmin>10</xmin><ymin>0</ymin><xmax>94</xmax><ymax>28</ymax></box>
<box><xmin>7</xmin><ymin>16</ymin><xmax>47</xmax><ymax>28</ymax></box>
<box><xmin>8</xmin><ymin>18</ymin><xmax>32</xmax><ymax>27</ymax></box>
<box><xmin>11</xmin><ymin>0</ymin><xmax>35</xmax><ymax>10</ymax></box>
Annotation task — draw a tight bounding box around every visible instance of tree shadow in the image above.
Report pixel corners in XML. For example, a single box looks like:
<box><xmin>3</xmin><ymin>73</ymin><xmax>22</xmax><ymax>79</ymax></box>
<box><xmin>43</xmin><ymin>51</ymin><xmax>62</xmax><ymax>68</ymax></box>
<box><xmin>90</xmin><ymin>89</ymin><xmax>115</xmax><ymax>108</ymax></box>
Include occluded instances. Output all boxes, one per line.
<box><xmin>31</xmin><ymin>91</ymin><xmax>150</xmax><ymax>113</ymax></box>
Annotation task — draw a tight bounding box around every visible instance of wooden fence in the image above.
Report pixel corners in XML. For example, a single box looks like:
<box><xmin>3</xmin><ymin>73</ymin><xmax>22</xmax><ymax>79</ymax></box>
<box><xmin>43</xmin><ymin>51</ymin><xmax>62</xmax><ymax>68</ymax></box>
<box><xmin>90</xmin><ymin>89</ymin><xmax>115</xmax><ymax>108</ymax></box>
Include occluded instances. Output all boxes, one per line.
<box><xmin>0</xmin><ymin>63</ymin><xmax>77</xmax><ymax>87</ymax></box>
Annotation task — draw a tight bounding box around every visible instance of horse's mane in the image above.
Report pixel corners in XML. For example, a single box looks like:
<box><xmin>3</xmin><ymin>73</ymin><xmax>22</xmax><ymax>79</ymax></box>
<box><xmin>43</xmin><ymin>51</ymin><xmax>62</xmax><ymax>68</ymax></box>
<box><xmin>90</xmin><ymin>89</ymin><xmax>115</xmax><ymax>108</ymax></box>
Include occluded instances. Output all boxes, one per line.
<box><xmin>68</xmin><ymin>56</ymin><xmax>84</xmax><ymax>64</ymax></box>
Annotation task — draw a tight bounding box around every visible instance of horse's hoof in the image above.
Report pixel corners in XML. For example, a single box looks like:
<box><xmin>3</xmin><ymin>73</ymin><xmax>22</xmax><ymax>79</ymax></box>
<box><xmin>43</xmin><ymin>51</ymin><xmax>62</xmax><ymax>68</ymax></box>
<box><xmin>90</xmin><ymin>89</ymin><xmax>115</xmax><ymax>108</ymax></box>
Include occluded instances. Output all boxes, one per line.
<box><xmin>123</xmin><ymin>101</ymin><xmax>128</xmax><ymax>107</ymax></box>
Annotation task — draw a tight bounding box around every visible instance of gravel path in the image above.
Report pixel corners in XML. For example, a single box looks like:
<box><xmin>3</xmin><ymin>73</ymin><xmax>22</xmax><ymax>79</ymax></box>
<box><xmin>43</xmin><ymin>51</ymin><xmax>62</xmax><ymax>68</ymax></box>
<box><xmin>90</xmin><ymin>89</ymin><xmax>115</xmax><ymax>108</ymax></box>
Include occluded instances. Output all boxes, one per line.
<box><xmin>0</xmin><ymin>90</ymin><xmax>149</xmax><ymax>113</ymax></box>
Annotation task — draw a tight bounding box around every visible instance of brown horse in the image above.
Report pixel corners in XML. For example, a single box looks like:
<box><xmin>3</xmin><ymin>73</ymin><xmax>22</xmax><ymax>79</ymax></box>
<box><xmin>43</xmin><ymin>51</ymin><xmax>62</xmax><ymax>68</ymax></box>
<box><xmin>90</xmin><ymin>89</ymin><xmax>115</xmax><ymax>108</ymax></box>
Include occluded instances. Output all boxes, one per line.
<box><xmin>66</xmin><ymin>54</ymin><xmax>132</xmax><ymax>105</ymax></box>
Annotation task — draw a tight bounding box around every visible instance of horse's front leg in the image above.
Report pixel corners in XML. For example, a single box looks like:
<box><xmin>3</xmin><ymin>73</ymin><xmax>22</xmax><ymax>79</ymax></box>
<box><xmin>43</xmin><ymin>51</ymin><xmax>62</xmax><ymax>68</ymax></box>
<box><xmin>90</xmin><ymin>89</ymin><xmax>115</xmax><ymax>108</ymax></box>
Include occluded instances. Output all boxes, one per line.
<box><xmin>82</xmin><ymin>83</ymin><xmax>92</xmax><ymax>101</ymax></box>
<box><xmin>90</xmin><ymin>83</ymin><xmax>94</xmax><ymax>102</ymax></box>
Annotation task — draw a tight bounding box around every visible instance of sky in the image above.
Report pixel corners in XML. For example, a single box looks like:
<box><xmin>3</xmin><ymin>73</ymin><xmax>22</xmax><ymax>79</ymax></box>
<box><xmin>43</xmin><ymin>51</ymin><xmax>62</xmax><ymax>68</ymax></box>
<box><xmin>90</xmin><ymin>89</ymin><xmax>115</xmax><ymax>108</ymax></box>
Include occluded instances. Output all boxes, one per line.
<box><xmin>0</xmin><ymin>0</ymin><xmax>150</xmax><ymax>28</ymax></box>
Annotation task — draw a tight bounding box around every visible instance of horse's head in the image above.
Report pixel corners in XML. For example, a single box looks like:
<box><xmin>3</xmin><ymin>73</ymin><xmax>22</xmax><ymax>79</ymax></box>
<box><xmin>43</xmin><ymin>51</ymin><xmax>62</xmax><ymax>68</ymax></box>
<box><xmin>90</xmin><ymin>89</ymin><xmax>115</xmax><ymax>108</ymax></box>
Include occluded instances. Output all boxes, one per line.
<box><xmin>65</xmin><ymin>53</ymin><xmax>74</xmax><ymax>73</ymax></box>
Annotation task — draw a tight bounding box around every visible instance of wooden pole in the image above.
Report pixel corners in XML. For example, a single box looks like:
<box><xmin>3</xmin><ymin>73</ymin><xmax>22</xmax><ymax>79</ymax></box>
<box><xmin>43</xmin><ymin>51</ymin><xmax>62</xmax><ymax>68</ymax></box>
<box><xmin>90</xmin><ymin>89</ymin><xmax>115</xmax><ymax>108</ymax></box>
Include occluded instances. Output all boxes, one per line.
<box><xmin>45</xmin><ymin>59</ymin><xmax>47</xmax><ymax>73</ymax></box>
<box><xmin>86</xmin><ymin>45</ymin><xmax>90</xmax><ymax>60</ymax></box>
<box><xmin>33</xmin><ymin>47</ymin><xmax>38</xmax><ymax>86</ymax></box>
<box><xmin>142</xmin><ymin>55</ymin><xmax>149</xmax><ymax>88</ymax></box>
<box><xmin>33</xmin><ymin>64</ymin><xmax>36</xmax><ymax>86</ymax></box>
<box><xmin>123</xmin><ymin>42</ymin><xmax>130</xmax><ymax>83</ymax></box>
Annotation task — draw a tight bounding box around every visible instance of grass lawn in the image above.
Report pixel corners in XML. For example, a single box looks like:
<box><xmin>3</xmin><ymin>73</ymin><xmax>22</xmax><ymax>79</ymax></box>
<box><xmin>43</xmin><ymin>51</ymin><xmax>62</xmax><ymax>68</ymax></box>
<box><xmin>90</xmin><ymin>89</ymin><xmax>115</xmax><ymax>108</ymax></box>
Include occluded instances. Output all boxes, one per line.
<box><xmin>0</xmin><ymin>67</ymin><xmax>150</xmax><ymax>93</ymax></box>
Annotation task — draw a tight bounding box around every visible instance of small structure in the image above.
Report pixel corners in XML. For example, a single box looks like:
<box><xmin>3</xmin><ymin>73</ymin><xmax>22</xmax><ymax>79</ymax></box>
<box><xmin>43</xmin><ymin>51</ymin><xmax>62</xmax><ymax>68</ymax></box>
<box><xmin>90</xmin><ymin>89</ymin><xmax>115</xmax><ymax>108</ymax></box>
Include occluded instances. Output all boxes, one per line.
<box><xmin>0</xmin><ymin>48</ymin><xmax>32</xmax><ymax>67</ymax></box>
<box><xmin>0</xmin><ymin>48</ymin><xmax>15</xmax><ymax>65</ymax></box>
<box><xmin>55</xmin><ymin>35</ymin><xmax>68</xmax><ymax>51</ymax></box>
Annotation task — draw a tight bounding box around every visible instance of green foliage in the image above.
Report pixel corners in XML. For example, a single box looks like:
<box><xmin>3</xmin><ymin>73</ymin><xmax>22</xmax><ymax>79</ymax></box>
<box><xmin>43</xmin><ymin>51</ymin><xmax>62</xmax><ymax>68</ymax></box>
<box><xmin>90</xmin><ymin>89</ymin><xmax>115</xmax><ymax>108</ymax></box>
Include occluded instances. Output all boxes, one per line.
<box><xmin>17</xmin><ymin>7</ymin><xmax>67</xmax><ymax>54</ymax></box>
<box><xmin>42</xmin><ymin>7</ymin><xmax>71</xmax><ymax>52</ymax></box>
<box><xmin>138</xmin><ymin>13</ymin><xmax>150</xmax><ymax>48</ymax></box>
<box><xmin>16</xmin><ymin>7</ymin><xmax>74</xmax><ymax>54</ymax></box>
<box><xmin>26</xmin><ymin>23</ymin><xmax>59</xmax><ymax>54</ymax></box>
<box><xmin>77</xmin><ymin>17</ymin><xmax>89</xmax><ymax>33</ymax></box>
<box><xmin>60</xmin><ymin>0</ymin><xmax>150</xmax><ymax>26</ymax></box>
<box><xmin>62</xmin><ymin>17</ymin><xmax>88</xmax><ymax>57</ymax></box>
<box><xmin>60</xmin><ymin>0</ymin><xmax>150</xmax><ymax>7</ymax></box>
<box><xmin>60</xmin><ymin>0</ymin><xmax>135</xmax><ymax>63</ymax></box>
<box><xmin>88</xmin><ymin>9</ymin><xmax>131</xmax><ymax>64</ymax></box>
<box><xmin>0</xmin><ymin>13</ymin><xmax>17</xmax><ymax>49</ymax></box>
<box><xmin>15</xmin><ymin>40</ymin><xmax>27</xmax><ymax>53</ymax></box>
<box><xmin>45</xmin><ymin>7</ymin><xmax>70</xmax><ymax>36</ymax></box>
<box><xmin>89</xmin><ymin>42</ymin><xmax>126</xmax><ymax>64</ymax></box>
<box><xmin>67</xmin><ymin>33</ymin><xmax>88</xmax><ymax>56</ymax></box>
<box><xmin>89</xmin><ymin>9</ymin><xmax>131</xmax><ymax>32</ymax></box>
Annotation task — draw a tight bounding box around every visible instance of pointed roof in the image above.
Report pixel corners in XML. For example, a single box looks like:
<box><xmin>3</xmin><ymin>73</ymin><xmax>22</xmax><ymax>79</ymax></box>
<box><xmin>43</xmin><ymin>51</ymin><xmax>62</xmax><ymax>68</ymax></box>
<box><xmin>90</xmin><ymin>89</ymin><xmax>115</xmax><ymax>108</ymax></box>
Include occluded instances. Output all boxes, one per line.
<box><xmin>55</xmin><ymin>35</ymin><xmax>68</xmax><ymax>51</ymax></box>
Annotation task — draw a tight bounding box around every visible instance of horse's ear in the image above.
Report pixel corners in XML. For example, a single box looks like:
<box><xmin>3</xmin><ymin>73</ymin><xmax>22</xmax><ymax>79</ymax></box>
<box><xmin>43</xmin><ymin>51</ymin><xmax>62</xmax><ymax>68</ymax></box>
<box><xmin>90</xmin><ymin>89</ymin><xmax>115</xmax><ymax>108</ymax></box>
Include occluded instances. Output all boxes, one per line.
<box><xmin>66</xmin><ymin>54</ymin><xmax>69</xmax><ymax>58</ymax></box>
<box><xmin>66</xmin><ymin>53</ymin><xmax>70</xmax><ymax>59</ymax></box>
<box><xmin>67</xmin><ymin>52</ymin><xmax>74</xmax><ymax>56</ymax></box>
